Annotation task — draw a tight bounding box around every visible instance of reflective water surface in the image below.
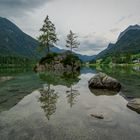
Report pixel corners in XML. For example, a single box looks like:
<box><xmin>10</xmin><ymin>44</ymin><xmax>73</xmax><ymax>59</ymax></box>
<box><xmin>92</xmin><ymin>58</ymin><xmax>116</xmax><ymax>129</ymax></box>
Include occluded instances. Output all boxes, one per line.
<box><xmin>0</xmin><ymin>66</ymin><xmax>140</xmax><ymax>140</ymax></box>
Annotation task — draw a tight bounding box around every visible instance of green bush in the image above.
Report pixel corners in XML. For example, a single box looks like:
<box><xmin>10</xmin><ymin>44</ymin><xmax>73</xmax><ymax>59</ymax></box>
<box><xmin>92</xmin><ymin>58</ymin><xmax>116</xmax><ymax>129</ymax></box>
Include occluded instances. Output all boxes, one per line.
<box><xmin>39</xmin><ymin>52</ymin><xmax>58</xmax><ymax>64</ymax></box>
<box><xmin>61</xmin><ymin>54</ymin><xmax>80</xmax><ymax>66</ymax></box>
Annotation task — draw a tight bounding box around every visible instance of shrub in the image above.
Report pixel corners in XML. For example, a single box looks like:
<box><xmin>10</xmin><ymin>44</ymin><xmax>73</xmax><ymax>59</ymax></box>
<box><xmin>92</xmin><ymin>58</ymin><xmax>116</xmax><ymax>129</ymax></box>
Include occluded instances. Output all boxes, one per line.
<box><xmin>39</xmin><ymin>52</ymin><xmax>58</xmax><ymax>64</ymax></box>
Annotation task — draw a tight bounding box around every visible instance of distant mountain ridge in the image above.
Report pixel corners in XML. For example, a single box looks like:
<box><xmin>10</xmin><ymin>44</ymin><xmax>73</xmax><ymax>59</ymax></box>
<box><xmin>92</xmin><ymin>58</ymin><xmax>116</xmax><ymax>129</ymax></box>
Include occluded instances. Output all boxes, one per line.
<box><xmin>0</xmin><ymin>17</ymin><xmax>94</xmax><ymax>62</ymax></box>
<box><xmin>95</xmin><ymin>24</ymin><xmax>140</xmax><ymax>59</ymax></box>
<box><xmin>50</xmin><ymin>45</ymin><xmax>96</xmax><ymax>62</ymax></box>
<box><xmin>117</xmin><ymin>24</ymin><xmax>140</xmax><ymax>41</ymax></box>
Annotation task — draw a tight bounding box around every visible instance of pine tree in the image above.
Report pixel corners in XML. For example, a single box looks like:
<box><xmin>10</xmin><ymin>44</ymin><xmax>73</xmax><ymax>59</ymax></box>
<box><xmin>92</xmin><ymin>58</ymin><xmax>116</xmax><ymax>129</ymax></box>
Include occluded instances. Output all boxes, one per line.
<box><xmin>38</xmin><ymin>15</ymin><xmax>58</xmax><ymax>53</ymax></box>
<box><xmin>66</xmin><ymin>30</ymin><xmax>80</xmax><ymax>53</ymax></box>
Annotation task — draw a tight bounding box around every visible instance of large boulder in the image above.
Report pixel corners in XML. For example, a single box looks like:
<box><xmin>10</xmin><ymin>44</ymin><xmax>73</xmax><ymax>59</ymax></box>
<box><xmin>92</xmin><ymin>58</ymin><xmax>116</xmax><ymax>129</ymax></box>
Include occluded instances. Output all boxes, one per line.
<box><xmin>88</xmin><ymin>72</ymin><xmax>121</xmax><ymax>92</ymax></box>
<box><xmin>127</xmin><ymin>98</ymin><xmax>140</xmax><ymax>114</ymax></box>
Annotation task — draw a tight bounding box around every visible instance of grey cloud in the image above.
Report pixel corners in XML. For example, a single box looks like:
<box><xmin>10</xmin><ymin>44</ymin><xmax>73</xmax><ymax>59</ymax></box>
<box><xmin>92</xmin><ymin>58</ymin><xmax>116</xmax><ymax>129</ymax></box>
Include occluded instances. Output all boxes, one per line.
<box><xmin>0</xmin><ymin>0</ymin><xmax>52</xmax><ymax>17</ymax></box>
<box><xmin>116</xmin><ymin>14</ymin><xmax>133</xmax><ymax>24</ymax></box>
<box><xmin>117</xmin><ymin>16</ymin><xmax>126</xmax><ymax>23</ymax></box>
<box><xmin>75</xmin><ymin>40</ymin><xmax>107</xmax><ymax>55</ymax></box>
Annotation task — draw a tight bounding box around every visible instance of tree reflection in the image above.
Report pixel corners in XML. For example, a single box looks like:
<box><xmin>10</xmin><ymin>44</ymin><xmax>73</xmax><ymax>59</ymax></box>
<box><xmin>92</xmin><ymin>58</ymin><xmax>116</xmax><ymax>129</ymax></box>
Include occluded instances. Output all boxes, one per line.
<box><xmin>39</xmin><ymin>84</ymin><xmax>59</xmax><ymax>120</ymax></box>
<box><xmin>66</xmin><ymin>86</ymin><xmax>80</xmax><ymax>107</ymax></box>
<box><xmin>39</xmin><ymin>71</ymin><xmax>80</xmax><ymax>87</ymax></box>
<box><xmin>39</xmin><ymin>71</ymin><xmax>80</xmax><ymax>108</ymax></box>
<box><xmin>63</xmin><ymin>72</ymin><xmax>80</xmax><ymax>108</ymax></box>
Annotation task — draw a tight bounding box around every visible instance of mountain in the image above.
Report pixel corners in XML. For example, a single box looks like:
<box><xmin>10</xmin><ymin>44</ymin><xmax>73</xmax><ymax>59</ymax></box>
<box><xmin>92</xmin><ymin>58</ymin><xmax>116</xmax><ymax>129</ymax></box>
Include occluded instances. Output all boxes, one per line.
<box><xmin>95</xmin><ymin>24</ymin><xmax>140</xmax><ymax>59</ymax></box>
<box><xmin>51</xmin><ymin>46</ymin><xmax>96</xmax><ymax>62</ymax></box>
<box><xmin>117</xmin><ymin>24</ymin><xmax>140</xmax><ymax>41</ymax></box>
<box><xmin>95</xmin><ymin>43</ymin><xmax>114</xmax><ymax>59</ymax></box>
<box><xmin>0</xmin><ymin>17</ymin><xmax>39</xmax><ymax>58</ymax></box>
<box><xmin>0</xmin><ymin>17</ymin><xmax>94</xmax><ymax>62</ymax></box>
<box><xmin>76</xmin><ymin>54</ymin><xmax>96</xmax><ymax>62</ymax></box>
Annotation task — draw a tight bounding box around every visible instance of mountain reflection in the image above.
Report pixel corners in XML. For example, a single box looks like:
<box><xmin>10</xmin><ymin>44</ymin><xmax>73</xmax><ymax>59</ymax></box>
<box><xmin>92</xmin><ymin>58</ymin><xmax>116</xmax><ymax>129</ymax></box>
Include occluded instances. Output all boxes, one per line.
<box><xmin>39</xmin><ymin>84</ymin><xmax>59</xmax><ymax>120</ymax></box>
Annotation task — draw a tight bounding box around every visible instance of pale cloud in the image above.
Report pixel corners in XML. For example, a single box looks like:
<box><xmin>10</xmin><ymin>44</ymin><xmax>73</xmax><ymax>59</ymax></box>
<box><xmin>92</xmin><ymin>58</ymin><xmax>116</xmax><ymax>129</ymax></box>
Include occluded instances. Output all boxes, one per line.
<box><xmin>117</xmin><ymin>17</ymin><xmax>126</xmax><ymax>24</ymax></box>
<box><xmin>0</xmin><ymin>0</ymin><xmax>52</xmax><ymax>17</ymax></box>
<box><xmin>110</xmin><ymin>28</ymin><xmax>120</xmax><ymax>33</ymax></box>
<box><xmin>0</xmin><ymin>0</ymin><xmax>140</xmax><ymax>55</ymax></box>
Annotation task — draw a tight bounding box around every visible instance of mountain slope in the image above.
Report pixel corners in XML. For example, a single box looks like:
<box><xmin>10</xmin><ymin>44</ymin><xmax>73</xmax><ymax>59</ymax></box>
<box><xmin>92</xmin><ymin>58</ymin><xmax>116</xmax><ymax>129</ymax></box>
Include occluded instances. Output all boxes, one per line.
<box><xmin>0</xmin><ymin>17</ymin><xmax>39</xmax><ymax>58</ymax></box>
<box><xmin>0</xmin><ymin>17</ymin><xmax>95</xmax><ymax>61</ymax></box>
<box><xmin>117</xmin><ymin>24</ymin><xmax>140</xmax><ymax>41</ymax></box>
<box><xmin>96</xmin><ymin>25</ymin><xmax>140</xmax><ymax>59</ymax></box>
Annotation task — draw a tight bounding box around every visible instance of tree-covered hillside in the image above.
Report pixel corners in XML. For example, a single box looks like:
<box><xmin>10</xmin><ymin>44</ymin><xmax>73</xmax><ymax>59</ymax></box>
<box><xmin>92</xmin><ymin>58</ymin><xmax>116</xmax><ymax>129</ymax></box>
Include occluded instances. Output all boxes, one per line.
<box><xmin>96</xmin><ymin>25</ymin><xmax>140</xmax><ymax>60</ymax></box>
<box><xmin>0</xmin><ymin>17</ymin><xmax>39</xmax><ymax>58</ymax></box>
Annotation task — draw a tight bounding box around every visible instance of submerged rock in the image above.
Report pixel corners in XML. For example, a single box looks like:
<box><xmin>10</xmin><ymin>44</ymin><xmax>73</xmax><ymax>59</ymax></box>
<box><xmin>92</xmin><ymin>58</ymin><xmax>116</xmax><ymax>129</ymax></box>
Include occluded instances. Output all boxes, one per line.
<box><xmin>127</xmin><ymin>98</ymin><xmax>140</xmax><ymax>114</ymax></box>
<box><xmin>88</xmin><ymin>72</ymin><xmax>121</xmax><ymax>92</ymax></box>
<box><xmin>90</xmin><ymin>114</ymin><xmax>104</xmax><ymax>119</ymax></box>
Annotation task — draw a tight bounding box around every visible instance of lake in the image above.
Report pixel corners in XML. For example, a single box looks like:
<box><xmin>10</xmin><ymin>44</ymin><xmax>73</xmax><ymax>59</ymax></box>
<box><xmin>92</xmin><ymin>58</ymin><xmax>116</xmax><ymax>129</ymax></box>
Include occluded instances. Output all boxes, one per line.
<box><xmin>0</xmin><ymin>66</ymin><xmax>140</xmax><ymax>140</ymax></box>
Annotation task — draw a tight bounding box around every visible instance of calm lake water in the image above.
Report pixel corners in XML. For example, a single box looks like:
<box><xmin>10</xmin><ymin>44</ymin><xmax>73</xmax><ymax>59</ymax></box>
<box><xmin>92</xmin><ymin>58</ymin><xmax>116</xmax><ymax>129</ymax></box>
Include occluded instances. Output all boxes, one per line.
<box><xmin>0</xmin><ymin>66</ymin><xmax>140</xmax><ymax>140</ymax></box>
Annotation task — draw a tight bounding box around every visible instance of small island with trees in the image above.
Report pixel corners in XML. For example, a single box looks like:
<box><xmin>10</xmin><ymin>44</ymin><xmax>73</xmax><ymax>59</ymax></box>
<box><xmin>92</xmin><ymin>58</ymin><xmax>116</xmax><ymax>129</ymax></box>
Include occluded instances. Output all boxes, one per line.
<box><xmin>34</xmin><ymin>15</ymin><xmax>81</xmax><ymax>72</ymax></box>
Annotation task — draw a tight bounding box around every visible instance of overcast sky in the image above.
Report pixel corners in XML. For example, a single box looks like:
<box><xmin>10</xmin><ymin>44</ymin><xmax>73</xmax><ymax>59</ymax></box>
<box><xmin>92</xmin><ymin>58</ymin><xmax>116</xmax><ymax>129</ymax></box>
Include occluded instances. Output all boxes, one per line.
<box><xmin>0</xmin><ymin>0</ymin><xmax>140</xmax><ymax>55</ymax></box>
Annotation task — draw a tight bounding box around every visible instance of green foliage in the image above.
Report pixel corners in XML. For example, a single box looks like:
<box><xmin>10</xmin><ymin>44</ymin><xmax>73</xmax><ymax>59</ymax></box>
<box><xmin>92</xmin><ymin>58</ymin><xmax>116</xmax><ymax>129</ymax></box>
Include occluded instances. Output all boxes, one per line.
<box><xmin>39</xmin><ymin>52</ymin><xmax>58</xmax><ymax>64</ymax></box>
<box><xmin>39</xmin><ymin>71</ymin><xmax>80</xmax><ymax>87</ymax></box>
<box><xmin>39</xmin><ymin>85</ymin><xmax>59</xmax><ymax>120</ymax></box>
<box><xmin>98</xmin><ymin>53</ymin><xmax>136</xmax><ymax>64</ymax></box>
<box><xmin>96</xmin><ymin>29</ymin><xmax>140</xmax><ymax>60</ymax></box>
<box><xmin>66</xmin><ymin>30</ymin><xmax>80</xmax><ymax>53</ymax></box>
<box><xmin>38</xmin><ymin>15</ymin><xmax>58</xmax><ymax>53</ymax></box>
<box><xmin>61</xmin><ymin>54</ymin><xmax>80</xmax><ymax>66</ymax></box>
<box><xmin>132</xmin><ymin>53</ymin><xmax>140</xmax><ymax>60</ymax></box>
<box><xmin>0</xmin><ymin>55</ymin><xmax>34</xmax><ymax>68</ymax></box>
<box><xmin>102</xmin><ymin>57</ymin><xmax>112</xmax><ymax>64</ymax></box>
<box><xmin>96</xmin><ymin>59</ymin><xmax>103</xmax><ymax>65</ymax></box>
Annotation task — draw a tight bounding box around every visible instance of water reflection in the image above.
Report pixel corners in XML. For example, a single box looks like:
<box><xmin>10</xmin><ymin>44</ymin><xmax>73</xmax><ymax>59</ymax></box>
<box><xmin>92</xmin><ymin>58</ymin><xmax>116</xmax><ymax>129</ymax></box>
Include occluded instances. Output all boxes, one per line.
<box><xmin>89</xmin><ymin>88</ymin><xmax>117</xmax><ymax>96</ymax></box>
<box><xmin>90</xmin><ymin>65</ymin><xmax>140</xmax><ymax>98</ymax></box>
<box><xmin>66</xmin><ymin>86</ymin><xmax>80</xmax><ymax>107</ymax></box>
<box><xmin>38</xmin><ymin>71</ymin><xmax>80</xmax><ymax>119</ymax></box>
<box><xmin>39</xmin><ymin>71</ymin><xmax>80</xmax><ymax>87</ymax></box>
<box><xmin>1</xmin><ymin>67</ymin><xmax>140</xmax><ymax>140</ymax></box>
<box><xmin>0</xmin><ymin>68</ymin><xmax>43</xmax><ymax>112</ymax></box>
<box><xmin>133</xmin><ymin>66</ymin><xmax>140</xmax><ymax>72</ymax></box>
<box><xmin>39</xmin><ymin>84</ymin><xmax>59</xmax><ymax>120</ymax></box>
<box><xmin>0</xmin><ymin>67</ymin><xmax>30</xmax><ymax>76</ymax></box>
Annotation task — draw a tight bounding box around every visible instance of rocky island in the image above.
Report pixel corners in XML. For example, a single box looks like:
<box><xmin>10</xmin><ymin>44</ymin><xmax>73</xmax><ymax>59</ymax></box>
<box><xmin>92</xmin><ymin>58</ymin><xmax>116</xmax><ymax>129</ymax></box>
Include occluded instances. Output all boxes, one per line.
<box><xmin>34</xmin><ymin>51</ymin><xmax>81</xmax><ymax>72</ymax></box>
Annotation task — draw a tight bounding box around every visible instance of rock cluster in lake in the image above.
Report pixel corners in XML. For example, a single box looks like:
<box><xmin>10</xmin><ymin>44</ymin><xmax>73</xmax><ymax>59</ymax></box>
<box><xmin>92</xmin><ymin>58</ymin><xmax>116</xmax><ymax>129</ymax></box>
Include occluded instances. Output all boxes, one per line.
<box><xmin>34</xmin><ymin>51</ymin><xmax>81</xmax><ymax>72</ymax></box>
<box><xmin>88</xmin><ymin>72</ymin><xmax>121</xmax><ymax>92</ymax></box>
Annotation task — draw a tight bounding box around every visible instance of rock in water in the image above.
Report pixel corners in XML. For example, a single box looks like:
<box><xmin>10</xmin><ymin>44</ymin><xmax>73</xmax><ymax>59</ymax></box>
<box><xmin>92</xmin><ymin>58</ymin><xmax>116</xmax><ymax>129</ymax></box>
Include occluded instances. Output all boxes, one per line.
<box><xmin>127</xmin><ymin>98</ymin><xmax>140</xmax><ymax>114</ymax></box>
<box><xmin>88</xmin><ymin>72</ymin><xmax>121</xmax><ymax>92</ymax></box>
<box><xmin>90</xmin><ymin>114</ymin><xmax>104</xmax><ymax>119</ymax></box>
